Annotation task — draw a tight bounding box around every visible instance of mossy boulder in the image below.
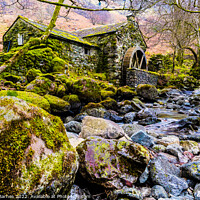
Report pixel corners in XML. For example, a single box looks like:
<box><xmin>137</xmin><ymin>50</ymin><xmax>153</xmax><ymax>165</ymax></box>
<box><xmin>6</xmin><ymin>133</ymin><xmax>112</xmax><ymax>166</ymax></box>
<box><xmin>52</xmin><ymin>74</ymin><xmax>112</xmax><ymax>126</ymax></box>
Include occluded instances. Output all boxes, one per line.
<box><xmin>0</xmin><ymin>90</ymin><xmax>50</xmax><ymax>112</ymax></box>
<box><xmin>116</xmin><ymin>86</ymin><xmax>136</xmax><ymax>100</ymax></box>
<box><xmin>0</xmin><ymin>96</ymin><xmax>78</xmax><ymax>196</ymax></box>
<box><xmin>76</xmin><ymin>136</ymin><xmax>150</xmax><ymax>189</ymax></box>
<box><xmin>81</xmin><ymin>102</ymin><xmax>104</xmax><ymax>112</ymax></box>
<box><xmin>101</xmin><ymin>90</ymin><xmax>116</xmax><ymax>99</ymax></box>
<box><xmin>100</xmin><ymin>83</ymin><xmax>117</xmax><ymax>99</ymax></box>
<box><xmin>4</xmin><ymin>74</ymin><xmax>22</xmax><ymax>83</ymax></box>
<box><xmin>81</xmin><ymin>104</ymin><xmax>110</xmax><ymax>119</ymax></box>
<box><xmin>100</xmin><ymin>97</ymin><xmax>118</xmax><ymax>110</ymax></box>
<box><xmin>72</xmin><ymin>78</ymin><xmax>101</xmax><ymax>103</ymax></box>
<box><xmin>12</xmin><ymin>47</ymin><xmax>57</xmax><ymax>74</ymax></box>
<box><xmin>25</xmin><ymin>77</ymin><xmax>57</xmax><ymax>96</ymax></box>
<box><xmin>51</xmin><ymin>57</ymin><xmax>67</xmax><ymax>73</ymax></box>
<box><xmin>56</xmin><ymin>84</ymin><xmax>66</xmax><ymax>97</ymax></box>
<box><xmin>63</xmin><ymin>94</ymin><xmax>81</xmax><ymax>111</ymax></box>
<box><xmin>26</xmin><ymin>68</ymin><xmax>42</xmax><ymax>83</ymax></box>
<box><xmin>4</xmin><ymin>81</ymin><xmax>15</xmax><ymax>88</ymax></box>
<box><xmin>136</xmin><ymin>84</ymin><xmax>158</xmax><ymax>101</ymax></box>
<box><xmin>44</xmin><ymin>94</ymin><xmax>71</xmax><ymax>114</ymax></box>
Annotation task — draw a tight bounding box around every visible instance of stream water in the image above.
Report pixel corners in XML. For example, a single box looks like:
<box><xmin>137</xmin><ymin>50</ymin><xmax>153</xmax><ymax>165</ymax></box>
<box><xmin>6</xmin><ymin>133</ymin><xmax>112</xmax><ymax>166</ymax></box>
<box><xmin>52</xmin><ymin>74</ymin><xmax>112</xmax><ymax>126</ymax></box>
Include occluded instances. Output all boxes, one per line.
<box><xmin>144</xmin><ymin>102</ymin><xmax>191</xmax><ymax>137</ymax></box>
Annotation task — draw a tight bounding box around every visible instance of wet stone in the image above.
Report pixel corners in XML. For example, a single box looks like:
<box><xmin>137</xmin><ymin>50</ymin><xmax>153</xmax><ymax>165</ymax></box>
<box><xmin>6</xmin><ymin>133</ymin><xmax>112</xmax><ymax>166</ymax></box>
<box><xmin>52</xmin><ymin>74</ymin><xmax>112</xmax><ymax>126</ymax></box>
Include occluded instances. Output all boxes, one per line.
<box><xmin>151</xmin><ymin>185</ymin><xmax>168</xmax><ymax>199</ymax></box>
<box><xmin>131</xmin><ymin>130</ymin><xmax>155</xmax><ymax>148</ymax></box>
<box><xmin>150</xmin><ymin>155</ymin><xmax>188</xmax><ymax>196</ymax></box>
<box><xmin>194</xmin><ymin>183</ymin><xmax>200</xmax><ymax>200</ymax></box>
<box><xmin>181</xmin><ymin>161</ymin><xmax>200</xmax><ymax>181</ymax></box>
<box><xmin>64</xmin><ymin>121</ymin><xmax>82</xmax><ymax>133</ymax></box>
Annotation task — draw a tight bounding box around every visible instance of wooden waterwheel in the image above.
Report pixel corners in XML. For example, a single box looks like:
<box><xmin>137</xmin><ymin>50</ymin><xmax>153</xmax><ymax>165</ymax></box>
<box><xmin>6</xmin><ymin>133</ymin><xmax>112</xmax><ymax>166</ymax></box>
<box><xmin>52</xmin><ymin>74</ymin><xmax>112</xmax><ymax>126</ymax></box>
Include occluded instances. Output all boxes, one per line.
<box><xmin>122</xmin><ymin>46</ymin><xmax>147</xmax><ymax>85</ymax></box>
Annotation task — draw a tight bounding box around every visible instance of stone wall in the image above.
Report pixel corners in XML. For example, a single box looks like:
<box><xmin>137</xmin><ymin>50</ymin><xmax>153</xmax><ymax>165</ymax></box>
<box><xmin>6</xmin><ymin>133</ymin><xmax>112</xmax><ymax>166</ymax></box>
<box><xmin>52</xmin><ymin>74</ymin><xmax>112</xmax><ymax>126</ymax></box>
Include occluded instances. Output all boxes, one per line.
<box><xmin>2</xmin><ymin>18</ymin><xmax>99</xmax><ymax>76</ymax></box>
<box><xmin>126</xmin><ymin>68</ymin><xmax>158</xmax><ymax>88</ymax></box>
<box><xmin>68</xmin><ymin>44</ymin><xmax>99</xmax><ymax>75</ymax></box>
<box><xmin>3</xmin><ymin>18</ymin><xmax>42</xmax><ymax>52</ymax></box>
<box><xmin>85</xmin><ymin>20</ymin><xmax>147</xmax><ymax>85</ymax></box>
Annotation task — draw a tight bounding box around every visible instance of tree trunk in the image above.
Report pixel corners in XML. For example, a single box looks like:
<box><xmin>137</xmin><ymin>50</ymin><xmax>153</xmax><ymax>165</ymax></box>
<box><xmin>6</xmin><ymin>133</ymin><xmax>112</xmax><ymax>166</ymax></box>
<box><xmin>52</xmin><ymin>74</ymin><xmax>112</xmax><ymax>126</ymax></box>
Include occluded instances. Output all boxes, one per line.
<box><xmin>172</xmin><ymin>47</ymin><xmax>176</xmax><ymax>73</ymax></box>
<box><xmin>0</xmin><ymin>0</ymin><xmax>64</xmax><ymax>74</ymax></box>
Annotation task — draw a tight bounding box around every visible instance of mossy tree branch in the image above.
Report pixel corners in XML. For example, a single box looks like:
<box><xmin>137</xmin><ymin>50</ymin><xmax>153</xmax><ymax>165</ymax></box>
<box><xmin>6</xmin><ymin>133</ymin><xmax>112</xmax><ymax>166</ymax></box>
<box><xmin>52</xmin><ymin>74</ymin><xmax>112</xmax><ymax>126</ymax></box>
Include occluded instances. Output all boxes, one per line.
<box><xmin>0</xmin><ymin>0</ymin><xmax>64</xmax><ymax>74</ymax></box>
<box><xmin>37</xmin><ymin>0</ymin><xmax>160</xmax><ymax>12</ymax></box>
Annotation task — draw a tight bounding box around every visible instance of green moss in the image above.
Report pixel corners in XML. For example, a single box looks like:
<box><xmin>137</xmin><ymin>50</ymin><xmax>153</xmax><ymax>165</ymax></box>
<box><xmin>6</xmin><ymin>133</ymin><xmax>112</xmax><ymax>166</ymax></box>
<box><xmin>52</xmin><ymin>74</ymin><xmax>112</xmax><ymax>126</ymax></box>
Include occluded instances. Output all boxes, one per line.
<box><xmin>4</xmin><ymin>81</ymin><xmax>15</xmax><ymax>88</ymax></box>
<box><xmin>51</xmin><ymin>57</ymin><xmax>67</xmax><ymax>73</ymax></box>
<box><xmin>100</xmin><ymin>97</ymin><xmax>117</xmax><ymax>110</ymax></box>
<box><xmin>25</xmin><ymin>77</ymin><xmax>55</xmax><ymax>96</ymax></box>
<box><xmin>88</xmin><ymin>72</ymin><xmax>107</xmax><ymax>81</ymax></box>
<box><xmin>4</xmin><ymin>74</ymin><xmax>22</xmax><ymax>83</ymax></box>
<box><xmin>44</xmin><ymin>94</ymin><xmax>70</xmax><ymax>112</ymax></box>
<box><xmin>116</xmin><ymin>86</ymin><xmax>137</xmax><ymax>100</ymax></box>
<box><xmin>0</xmin><ymin>90</ymin><xmax>51</xmax><ymax>111</ymax></box>
<box><xmin>0</xmin><ymin>96</ymin><xmax>68</xmax><ymax>195</ymax></box>
<box><xmin>26</xmin><ymin>68</ymin><xmax>42</xmax><ymax>82</ymax></box>
<box><xmin>167</xmin><ymin>74</ymin><xmax>199</xmax><ymax>90</ymax></box>
<box><xmin>72</xmin><ymin>77</ymin><xmax>101</xmax><ymax>103</ymax></box>
<box><xmin>136</xmin><ymin>84</ymin><xmax>155</xmax><ymax>90</ymax></box>
<box><xmin>101</xmin><ymin>90</ymin><xmax>115</xmax><ymax>99</ymax></box>
<box><xmin>81</xmin><ymin>102</ymin><xmax>104</xmax><ymax>112</ymax></box>
<box><xmin>63</xmin><ymin>94</ymin><xmax>80</xmax><ymax>104</ymax></box>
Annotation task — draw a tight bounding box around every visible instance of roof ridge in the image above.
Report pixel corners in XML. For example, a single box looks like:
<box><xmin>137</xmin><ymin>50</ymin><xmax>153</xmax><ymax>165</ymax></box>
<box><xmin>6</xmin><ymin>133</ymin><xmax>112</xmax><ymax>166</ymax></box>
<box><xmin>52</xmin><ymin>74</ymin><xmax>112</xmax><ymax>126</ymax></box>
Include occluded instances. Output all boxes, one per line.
<box><xmin>17</xmin><ymin>16</ymin><xmax>97</xmax><ymax>47</ymax></box>
<box><xmin>73</xmin><ymin>22</ymin><xmax>125</xmax><ymax>33</ymax></box>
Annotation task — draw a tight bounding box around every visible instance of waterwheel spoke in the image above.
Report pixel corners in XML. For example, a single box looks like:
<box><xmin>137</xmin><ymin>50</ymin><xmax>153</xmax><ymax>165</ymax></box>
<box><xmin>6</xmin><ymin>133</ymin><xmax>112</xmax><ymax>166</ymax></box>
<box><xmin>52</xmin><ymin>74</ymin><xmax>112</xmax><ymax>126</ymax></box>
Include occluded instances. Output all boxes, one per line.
<box><xmin>139</xmin><ymin>54</ymin><xmax>144</xmax><ymax>69</ymax></box>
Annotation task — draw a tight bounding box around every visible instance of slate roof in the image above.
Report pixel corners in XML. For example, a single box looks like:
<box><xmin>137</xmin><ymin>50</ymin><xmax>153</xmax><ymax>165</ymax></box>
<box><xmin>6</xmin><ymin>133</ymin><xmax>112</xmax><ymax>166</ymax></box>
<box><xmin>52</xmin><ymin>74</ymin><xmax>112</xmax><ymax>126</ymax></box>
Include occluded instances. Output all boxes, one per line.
<box><xmin>4</xmin><ymin>16</ymin><xmax>97</xmax><ymax>47</ymax></box>
<box><xmin>73</xmin><ymin>22</ymin><xmax>125</xmax><ymax>38</ymax></box>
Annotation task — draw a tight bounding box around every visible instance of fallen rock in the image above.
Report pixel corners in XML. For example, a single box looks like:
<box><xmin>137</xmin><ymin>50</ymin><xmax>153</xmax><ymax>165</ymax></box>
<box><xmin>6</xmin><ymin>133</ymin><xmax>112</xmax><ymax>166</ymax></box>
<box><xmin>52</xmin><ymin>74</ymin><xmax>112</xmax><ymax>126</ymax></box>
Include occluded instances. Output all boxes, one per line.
<box><xmin>137</xmin><ymin>108</ymin><xmax>157</xmax><ymax>119</ymax></box>
<box><xmin>181</xmin><ymin>161</ymin><xmax>200</xmax><ymax>181</ymax></box>
<box><xmin>136</xmin><ymin>84</ymin><xmax>158</xmax><ymax>101</ymax></box>
<box><xmin>64</xmin><ymin>121</ymin><xmax>82</xmax><ymax>133</ymax></box>
<box><xmin>123</xmin><ymin>112</ymin><xmax>136</xmax><ymax>123</ymax></box>
<box><xmin>121</xmin><ymin>123</ymin><xmax>146</xmax><ymax>137</ymax></box>
<box><xmin>150</xmin><ymin>155</ymin><xmax>188</xmax><ymax>196</ymax></box>
<box><xmin>0</xmin><ymin>90</ymin><xmax>50</xmax><ymax>112</ymax></box>
<box><xmin>151</xmin><ymin>185</ymin><xmax>168</xmax><ymax>199</ymax></box>
<box><xmin>25</xmin><ymin>76</ymin><xmax>57</xmax><ymax>96</ymax></box>
<box><xmin>194</xmin><ymin>183</ymin><xmax>200</xmax><ymax>200</ymax></box>
<box><xmin>110</xmin><ymin>186</ymin><xmax>143</xmax><ymax>200</ymax></box>
<box><xmin>180</xmin><ymin>140</ymin><xmax>200</xmax><ymax>155</ymax></box>
<box><xmin>76</xmin><ymin>136</ymin><xmax>150</xmax><ymax>189</ymax></box>
<box><xmin>71</xmin><ymin>78</ymin><xmax>101</xmax><ymax>103</ymax></box>
<box><xmin>0</xmin><ymin>96</ymin><xmax>78</xmax><ymax>196</ymax></box>
<box><xmin>157</xmin><ymin>136</ymin><xmax>180</xmax><ymax>147</ymax></box>
<box><xmin>44</xmin><ymin>94</ymin><xmax>71</xmax><ymax>114</ymax></box>
<box><xmin>79</xmin><ymin>116</ymin><xmax>125</xmax><ymax>139</ymax></box>
<box><xmin>67</xmin><ymin>185</ymin><xmax>87</xmax><ymax>200</ymax></box>
<box><xmin>131</xmin><ymin>130</ymin><xmax>155</xmax><ymax>148</ymax></box>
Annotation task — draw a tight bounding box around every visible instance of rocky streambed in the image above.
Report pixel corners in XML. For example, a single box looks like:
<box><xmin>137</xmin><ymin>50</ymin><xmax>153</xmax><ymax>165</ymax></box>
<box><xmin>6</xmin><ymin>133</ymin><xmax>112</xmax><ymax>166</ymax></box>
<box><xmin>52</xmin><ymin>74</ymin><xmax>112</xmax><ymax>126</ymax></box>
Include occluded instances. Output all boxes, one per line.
<box><xmin>2</xmin><ymin>87</ymin><xmax>200</xmax><ymax>199</ymax></box>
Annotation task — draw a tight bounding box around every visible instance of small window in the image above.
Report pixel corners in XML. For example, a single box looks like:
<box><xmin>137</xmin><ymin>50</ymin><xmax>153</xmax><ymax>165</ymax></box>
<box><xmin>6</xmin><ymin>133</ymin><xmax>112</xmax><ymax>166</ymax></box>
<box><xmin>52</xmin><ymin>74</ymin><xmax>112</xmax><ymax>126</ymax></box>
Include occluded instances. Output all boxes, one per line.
<box><xmin>18</xmin><ymin>33</ymin><xmax>23</xmax><ymax>45</ymax></box>
<box><xmin>84</xmin><ymin>48</ymin><xmax>90</xmax><ymax>55</ymax></box>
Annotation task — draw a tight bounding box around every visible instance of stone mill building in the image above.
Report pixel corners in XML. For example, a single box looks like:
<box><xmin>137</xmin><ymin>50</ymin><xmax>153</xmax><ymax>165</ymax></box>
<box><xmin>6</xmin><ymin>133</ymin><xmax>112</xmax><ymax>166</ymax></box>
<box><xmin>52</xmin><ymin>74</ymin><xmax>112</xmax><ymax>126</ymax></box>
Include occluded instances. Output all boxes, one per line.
<box><xmin>2</xmin><ymin>15</ymin><xmax>157</xmax><ymax>86</ymax></box>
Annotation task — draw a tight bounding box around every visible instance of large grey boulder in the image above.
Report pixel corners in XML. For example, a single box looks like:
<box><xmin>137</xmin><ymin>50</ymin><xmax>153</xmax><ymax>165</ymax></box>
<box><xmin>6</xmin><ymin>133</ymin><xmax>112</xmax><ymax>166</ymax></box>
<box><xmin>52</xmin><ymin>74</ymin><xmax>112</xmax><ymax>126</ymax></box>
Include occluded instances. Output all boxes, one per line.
<box><xmin>79</xmin><ymin>116</ymin><xmax>125</xmax><ymax>139</ymax></box>
<box><xmin>131</xmin><ymin>130</ymin><xmax>155</xmax><ymax>148</ymax></box>
<box><xmin>150</xmin><ymin>155</ymin><xmax>188</xmax><ymax>196</ymax></box>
